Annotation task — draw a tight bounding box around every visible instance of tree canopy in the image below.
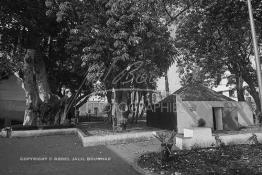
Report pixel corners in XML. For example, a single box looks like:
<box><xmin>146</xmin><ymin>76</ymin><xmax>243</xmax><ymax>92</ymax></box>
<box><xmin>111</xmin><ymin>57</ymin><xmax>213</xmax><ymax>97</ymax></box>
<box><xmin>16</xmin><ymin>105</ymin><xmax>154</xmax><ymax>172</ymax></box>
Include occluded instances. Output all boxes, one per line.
<box><xmin>0</xmin><ymin>0</ymin><xmax>179</xmax><ymax>127</ymax></box>
<box><xmin>175</xmin><ymin>0</ymin><xmax>262</xmax><ymax>115</ymax></box>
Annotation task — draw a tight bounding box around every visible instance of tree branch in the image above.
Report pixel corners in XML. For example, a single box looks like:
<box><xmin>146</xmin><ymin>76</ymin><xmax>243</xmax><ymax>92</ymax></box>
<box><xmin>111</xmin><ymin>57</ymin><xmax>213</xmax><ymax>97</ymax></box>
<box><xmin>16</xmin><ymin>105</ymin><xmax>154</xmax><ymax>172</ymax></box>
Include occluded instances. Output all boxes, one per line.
<box><xmin>164</xmin><ymin>0</ymin><xmax>200</xmax><ymax>26</ymax></box>
<box><xmin>75</xmin><ymin>95</ymin><xmax>89</xmax><ymax>109</ymax></box>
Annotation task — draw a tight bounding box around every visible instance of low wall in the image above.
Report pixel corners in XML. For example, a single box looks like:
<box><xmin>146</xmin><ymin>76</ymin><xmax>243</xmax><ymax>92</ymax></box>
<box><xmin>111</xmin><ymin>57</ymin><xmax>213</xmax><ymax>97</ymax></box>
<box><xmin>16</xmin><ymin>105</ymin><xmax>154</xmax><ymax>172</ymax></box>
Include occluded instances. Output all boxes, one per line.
<box><xmin>0</xmin><ymin>127</ymin><xmax>157</xmax><ymax>147</ymax></box>
<box><xmin>0</xmin><ymin>128</ymin><xmax>77</xmax><ymax>138</ymax></box>
<box><xmin>79</xmin><ymin>131</ymin><xmax>155</xmax><ymax>147</ymax></box>
<box><xmin>176</xmin><ymin>132</ymin><xmax>262</xmax><ymax>150</ymax></box>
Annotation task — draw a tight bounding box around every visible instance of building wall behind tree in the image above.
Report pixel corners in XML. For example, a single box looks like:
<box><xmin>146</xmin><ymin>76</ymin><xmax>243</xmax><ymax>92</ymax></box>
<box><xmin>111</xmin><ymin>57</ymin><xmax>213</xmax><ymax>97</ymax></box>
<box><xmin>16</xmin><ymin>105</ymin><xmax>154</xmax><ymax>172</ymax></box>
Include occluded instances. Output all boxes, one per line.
<box><xmin>0</xmin><ymin>75</ymin><xmax>26</xmax><ymax>122</ymax></box>
<box><xmin>79</xmin><ymin>101</ymin><xmax>107</xmax><ymax>117</ymax></box>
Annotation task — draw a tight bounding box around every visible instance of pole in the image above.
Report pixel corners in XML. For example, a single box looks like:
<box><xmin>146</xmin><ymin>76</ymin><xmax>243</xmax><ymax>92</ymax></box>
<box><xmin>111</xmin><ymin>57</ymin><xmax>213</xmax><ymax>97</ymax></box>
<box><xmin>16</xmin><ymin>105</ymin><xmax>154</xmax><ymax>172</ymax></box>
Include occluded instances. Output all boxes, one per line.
<box><xmin>247</xmin><ymin>0</ymin><xmax>262</xmax><ymax>122</ymax></box>
<box><xmin>164</xmin><ymin>70</ymin><xmax>169</xmax><ymax>96</ymax></box>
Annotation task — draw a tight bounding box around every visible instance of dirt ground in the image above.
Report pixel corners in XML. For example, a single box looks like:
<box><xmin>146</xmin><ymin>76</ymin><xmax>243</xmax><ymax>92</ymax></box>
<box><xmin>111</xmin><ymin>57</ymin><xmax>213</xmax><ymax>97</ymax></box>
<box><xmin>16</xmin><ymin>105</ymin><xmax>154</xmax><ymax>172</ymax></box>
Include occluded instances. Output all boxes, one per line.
<box><xmin>138</xmin><ymin>144</ymin><xmax>262</xmax><ymax>175</ymax></box>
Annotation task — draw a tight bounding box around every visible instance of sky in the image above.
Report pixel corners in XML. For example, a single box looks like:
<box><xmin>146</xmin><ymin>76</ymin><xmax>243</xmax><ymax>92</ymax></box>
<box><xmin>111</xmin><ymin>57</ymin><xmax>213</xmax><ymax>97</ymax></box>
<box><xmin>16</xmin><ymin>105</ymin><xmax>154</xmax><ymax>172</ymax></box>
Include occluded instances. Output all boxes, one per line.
<box><xmin>156</xmin><ymin>24</ymin><xmax>182</xmax><ymax>93</ymax></box>
<box><xmin>156</xmin><ymin>63</ymin><xmax>182</xmax><ymax>93</ymax></box>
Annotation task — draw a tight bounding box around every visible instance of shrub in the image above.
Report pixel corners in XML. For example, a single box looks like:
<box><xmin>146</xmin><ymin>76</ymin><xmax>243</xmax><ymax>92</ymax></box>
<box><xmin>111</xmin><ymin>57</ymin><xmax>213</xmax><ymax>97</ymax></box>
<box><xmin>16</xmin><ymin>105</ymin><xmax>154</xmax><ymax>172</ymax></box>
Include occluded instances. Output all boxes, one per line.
<box><xmin>191</xmin><ymin>144</ymin><xmax>201</xmax><ymax>150</ymax></box>
<box><xmin>198</xmin><ymin>118</ymin><xmax>206</xmax><ymax>127</ymax></box>
<box><xmin>153</xmin><ymin>130</ymin><xmax>176</xmax><ymax>162</ymax></box>
<box><xmin>214</xmin><ymin>134</ymin><xmax>225</xmax><ymax>147</ymax></box>
<box><xmin>248</xmin><ymin>133</ymin><xmax>259</xmax><ymax>145</ymax></box>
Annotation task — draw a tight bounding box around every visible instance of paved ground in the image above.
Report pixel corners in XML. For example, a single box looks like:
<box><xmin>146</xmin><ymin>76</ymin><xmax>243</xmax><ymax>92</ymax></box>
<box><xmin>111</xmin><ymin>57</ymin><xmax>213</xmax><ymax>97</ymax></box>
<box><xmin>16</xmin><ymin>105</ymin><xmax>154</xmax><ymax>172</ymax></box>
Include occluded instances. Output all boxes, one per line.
<box><xmin>107</xmin><ymin>138</ymin><xmax>160</xmax><ymax>164</ymax></box>
<box><xmin>0</xmin><ymin>135</ymin><xmax>141</xmax><ymax>175</ymax></box>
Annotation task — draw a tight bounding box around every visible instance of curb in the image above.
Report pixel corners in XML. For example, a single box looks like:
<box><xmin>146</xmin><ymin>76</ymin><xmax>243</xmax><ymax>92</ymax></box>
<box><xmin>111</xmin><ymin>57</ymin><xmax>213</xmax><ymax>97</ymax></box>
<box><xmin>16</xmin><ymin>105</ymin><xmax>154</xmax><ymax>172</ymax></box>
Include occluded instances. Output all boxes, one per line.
<box><xmin>80</xmin><ymin>131</ymin><xmax>156</xmax><ymax>147</ymax></box>
<box><xmin>0</xmin><ymin>127</ymin><xmax>158</xmax><ymax>148</ymax></box>
<box><xmin>0</xmin><ymin>127</ymin><xmax>162</xmax><ymax>174</ymax></box>
<box><xmin>0</xmin><ymin>128</ymin><xmax>78</xmax><ymax>138</ymax></box>
<box><xmin>0</xmin><ymin>126</ymin><xmax>162</xmax><ymax>155</ymax></box>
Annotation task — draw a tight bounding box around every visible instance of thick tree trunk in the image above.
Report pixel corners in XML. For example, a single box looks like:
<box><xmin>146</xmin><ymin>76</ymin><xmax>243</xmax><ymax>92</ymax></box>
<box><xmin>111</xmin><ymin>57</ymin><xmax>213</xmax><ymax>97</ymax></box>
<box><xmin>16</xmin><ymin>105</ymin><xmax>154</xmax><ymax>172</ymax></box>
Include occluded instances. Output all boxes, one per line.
<box><xmin>35</xmin><ymin>53</ymin><xmax>50</xmax><ymax>103</ymax></box>
<box><xmin>35</xmin><ymin>49</ymin><xmax>54</xmax><ymax>124</ymax></box>
<box><xmin>22</xmin><ymin>33</ymin><xmax>53</xmax><ymax>125</ymax></box>
<box><xmin>242</xmin><ymin>73</ymin><xmax>261</xmax><ymax>124</ymax></box>
<box><xmin>40</xmin><ymin>93</ymin><xmax>61</xmax><ymax>125</ymax></box>
<box><xmin>249</xmin><ymin>88</ymin><xmax>261</xmax><ymax>123</ymax></box>
<box><xmin>60</xmin><ymin>102</ymin><xmax>68</xmax><ymax>124</ymax></box>
<box><xmin>23</xmin><ymin>49</ymin><xmax>41</xmax><ymax>126</ymax></box>
<box><xmin>54</xmin><ymin>95</ymin><xmax>67</xmax><ymax>125</ymax></box>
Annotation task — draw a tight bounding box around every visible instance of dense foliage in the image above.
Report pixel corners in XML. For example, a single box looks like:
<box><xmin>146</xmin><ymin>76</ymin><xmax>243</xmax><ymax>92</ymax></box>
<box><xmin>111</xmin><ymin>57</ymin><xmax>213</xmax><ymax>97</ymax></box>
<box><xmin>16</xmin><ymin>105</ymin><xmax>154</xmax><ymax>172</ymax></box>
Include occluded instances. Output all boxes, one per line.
<box><xmin>0</xmin><ymin>0</ymin><xmax>181</xmax><ymax>126</ymax></box>
<box><xmin>175</xmin><ymin>0</ymin><xmax>262</xmax><ymax>117</ymax></box>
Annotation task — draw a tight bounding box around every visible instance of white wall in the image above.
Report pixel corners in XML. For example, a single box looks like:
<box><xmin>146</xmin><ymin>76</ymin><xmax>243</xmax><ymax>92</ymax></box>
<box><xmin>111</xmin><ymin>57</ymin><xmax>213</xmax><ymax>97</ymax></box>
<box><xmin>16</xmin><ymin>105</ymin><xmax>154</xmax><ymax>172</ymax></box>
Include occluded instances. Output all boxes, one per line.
<box><xmin>176</xmin><ymin>95</ymin><xmax>254</xmax><ymax>133</ymax></box>
<box><xmin>237</xmin><ymin>102</ymin><xmax>254</xmax><ymax>126</ymax></box>
<box><xmin>79</xmin><ymin>101</ymin><xmax>107</xmax><ymax>116</ymax></box>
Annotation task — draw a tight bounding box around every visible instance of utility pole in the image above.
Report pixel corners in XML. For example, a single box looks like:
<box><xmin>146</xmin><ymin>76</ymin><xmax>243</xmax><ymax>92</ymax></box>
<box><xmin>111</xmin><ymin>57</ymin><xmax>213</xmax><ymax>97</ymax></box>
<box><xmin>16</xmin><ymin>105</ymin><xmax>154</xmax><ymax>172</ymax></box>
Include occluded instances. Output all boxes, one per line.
<box><xmin>165</xmin><ymin>70</ymin><xmax>170</xmax><ymax>97</ymax></box>
<box><xmin>247</xmin><ymin>0</ymin><xmax>262</xmax><ymax>122</ymax></box>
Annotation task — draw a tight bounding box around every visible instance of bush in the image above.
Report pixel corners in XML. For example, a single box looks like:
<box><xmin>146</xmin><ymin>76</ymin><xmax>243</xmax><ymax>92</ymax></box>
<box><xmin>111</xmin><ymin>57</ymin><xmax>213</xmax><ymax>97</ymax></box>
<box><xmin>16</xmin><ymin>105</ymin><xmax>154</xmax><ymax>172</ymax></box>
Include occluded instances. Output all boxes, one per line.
<box><xmin>198</xmin><ymin>118</ymin><xmax>206</xmax><ymax>127</ymax></box>
<box><xmin>248</xmin><ymin>133</ymin><xmax>259</xmax><ymax>145</ymax></box>
<box><xmin>153</xmin><ymin>130</ymin><xmax>176</xmax><ymax>162</ymax></box>
<box><xmin>191</xmin><ymin>144</ymin><xmax>201</xmax><ymax>150</ymax></box>
<box><xmin>214</xmin><ymin>134</ymin><xmax>225</xmax><ymax>147</ymax></box>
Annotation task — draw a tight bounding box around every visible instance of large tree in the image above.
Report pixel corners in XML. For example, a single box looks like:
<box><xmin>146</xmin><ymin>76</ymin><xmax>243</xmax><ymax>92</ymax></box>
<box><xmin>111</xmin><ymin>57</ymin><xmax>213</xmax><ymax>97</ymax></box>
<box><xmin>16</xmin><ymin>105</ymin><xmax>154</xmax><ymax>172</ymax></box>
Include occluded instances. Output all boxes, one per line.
<box><xmin>0</xmin><ymin>0</ymin><xmax>92</xmax><ymax>125</ymax></box>
<box><xmin>50</xmin><ymin>0</ymin><xmax>176</xmax><ymax>130</ymax></box>
<box><xmin>0</xmin><ymin>0</ymin><xmax>190</xmax><ymax>127</ymax></box>
<box><xmin>0</xmin><ymin>0</ymin><xmax>58</xmax><ymax>125</ymax></box>
<box><xmin>175</xmin><ymin>0</ymin><xmax>262</xmax><ymax>121</ymax></box>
